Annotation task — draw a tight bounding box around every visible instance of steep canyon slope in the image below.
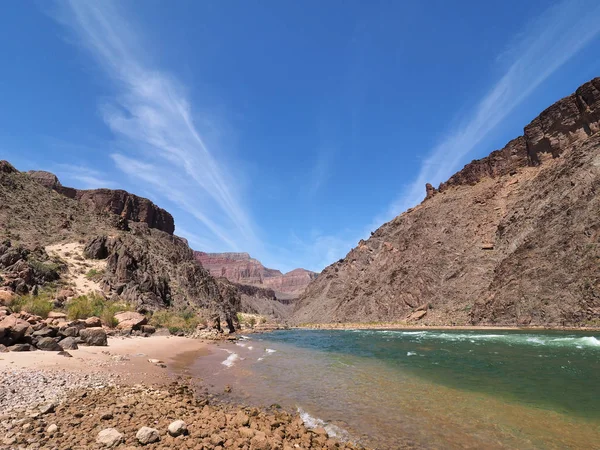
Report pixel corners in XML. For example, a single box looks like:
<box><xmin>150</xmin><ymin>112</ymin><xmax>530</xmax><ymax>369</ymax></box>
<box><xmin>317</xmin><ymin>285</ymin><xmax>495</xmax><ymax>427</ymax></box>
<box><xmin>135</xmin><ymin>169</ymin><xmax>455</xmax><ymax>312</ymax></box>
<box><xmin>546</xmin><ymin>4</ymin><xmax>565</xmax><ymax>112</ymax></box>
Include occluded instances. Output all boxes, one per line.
<box><xmin>293</xmin><ymin>77</ymin><xmax>600</xmax><ymax>327</ymax></box>
<box><xmin>0</xmin><ymin>163</ymin><xmax>240</xmax><ymax>330</ymax></box>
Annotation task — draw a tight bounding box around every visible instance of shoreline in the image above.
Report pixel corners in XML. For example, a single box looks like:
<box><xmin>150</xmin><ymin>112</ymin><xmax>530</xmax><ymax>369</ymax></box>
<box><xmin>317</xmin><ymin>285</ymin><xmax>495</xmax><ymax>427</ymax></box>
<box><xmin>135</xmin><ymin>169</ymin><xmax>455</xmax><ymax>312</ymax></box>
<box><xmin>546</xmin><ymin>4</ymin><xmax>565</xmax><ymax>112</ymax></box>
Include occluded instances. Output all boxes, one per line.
<box><xmin>0</xmin><ymin>335</ymin><xmax>364</xmax><ymax>449</ymax></box>
<box><xmin>292</xmin><ymin>323</ymin><xmax>600</xmax><ymax>332</ymax></box>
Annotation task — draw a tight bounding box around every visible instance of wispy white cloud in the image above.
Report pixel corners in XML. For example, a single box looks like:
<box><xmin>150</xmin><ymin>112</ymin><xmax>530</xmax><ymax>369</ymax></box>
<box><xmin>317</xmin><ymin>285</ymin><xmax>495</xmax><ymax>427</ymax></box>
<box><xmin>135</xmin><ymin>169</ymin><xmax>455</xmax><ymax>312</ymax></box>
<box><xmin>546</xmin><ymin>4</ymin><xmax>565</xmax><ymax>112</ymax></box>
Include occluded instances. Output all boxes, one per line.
<box><xmin>307</xmin><ymin>147</ymin><xmax>336</xmax><ymax>196</ymax></box>
<box><xmin>55</xmin><ymin>1</ymin><xmax>258</xmax><ymax>251</ymax></box>
<box><xmin>379</xmin><ymin>0</ymin><xmax>600</xmax><ymax>222</ymax></box>
<box><xmin>54</xmin><ymin>163</ymin><xmax>116</xmax><ymax>189</ymax></box>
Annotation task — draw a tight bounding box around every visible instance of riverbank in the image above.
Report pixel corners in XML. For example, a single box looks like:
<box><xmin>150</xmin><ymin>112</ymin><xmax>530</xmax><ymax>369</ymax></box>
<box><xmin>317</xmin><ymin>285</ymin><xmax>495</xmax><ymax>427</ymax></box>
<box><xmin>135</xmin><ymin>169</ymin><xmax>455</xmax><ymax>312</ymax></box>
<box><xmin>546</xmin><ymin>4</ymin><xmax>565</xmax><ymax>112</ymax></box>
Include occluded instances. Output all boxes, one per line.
<box><xmin>0</xmin><ymin>335</ymin><xmax>364</xmax><ymax>449</ymax></box>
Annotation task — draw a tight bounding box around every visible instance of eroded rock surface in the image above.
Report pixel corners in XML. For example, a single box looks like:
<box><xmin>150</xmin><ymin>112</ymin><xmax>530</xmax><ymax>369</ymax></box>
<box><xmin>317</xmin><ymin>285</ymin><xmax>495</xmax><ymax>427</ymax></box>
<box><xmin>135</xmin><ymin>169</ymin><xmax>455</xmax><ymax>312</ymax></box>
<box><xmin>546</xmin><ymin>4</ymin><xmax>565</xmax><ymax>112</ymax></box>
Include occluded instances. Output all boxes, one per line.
<box><xmin>294</xmin><ymin>77</ymin><xmax>600</xmax><ymax>327</ymax></box>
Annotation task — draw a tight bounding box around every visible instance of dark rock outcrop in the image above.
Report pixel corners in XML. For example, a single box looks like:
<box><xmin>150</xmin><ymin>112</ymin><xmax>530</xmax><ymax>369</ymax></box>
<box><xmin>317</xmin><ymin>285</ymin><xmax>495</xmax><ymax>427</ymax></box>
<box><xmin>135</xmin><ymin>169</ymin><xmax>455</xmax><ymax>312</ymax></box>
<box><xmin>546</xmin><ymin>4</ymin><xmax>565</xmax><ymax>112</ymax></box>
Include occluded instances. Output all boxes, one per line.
<box><xmin>294</xmin><ymin>77</ymin><xmax>600</xmax><ymax>327</ymax></box>
<box><xmin>439</xmin><ymin>78</ymin><xmax>600</xmax><ymax>190</ymax></box>
<box><xmin>75</xmin><ymin>189</ymin><xmax>174</xmax><ymax>235</ymax></box>
<box><xmin>25</xmin><ymin>171</ymin><xmax>175</xmax><ymax>234</ymax></box>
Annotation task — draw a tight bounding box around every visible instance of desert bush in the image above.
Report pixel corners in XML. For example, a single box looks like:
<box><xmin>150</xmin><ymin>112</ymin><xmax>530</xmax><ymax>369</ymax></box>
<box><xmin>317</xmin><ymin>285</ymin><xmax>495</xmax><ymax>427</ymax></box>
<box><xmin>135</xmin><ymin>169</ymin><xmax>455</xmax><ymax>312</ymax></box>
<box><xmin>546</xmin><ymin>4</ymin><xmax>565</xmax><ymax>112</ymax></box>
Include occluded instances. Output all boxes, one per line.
<box><xmin>150</xmin><ymin>309</ymin><xmax>201</xmax><ymax>334</ymax></box>
<box><xmin>29</xmin><ymin>260</ymin><xmax>62</xmax><ymax>282</ymax></box>
<box><xmin>66</xmin><ymin>293</ymin><xmax>131</xmax><ymax>321</ymax></box>
<box><xmin>11</xmin><ymin>292</ymin><xmax>54</xmax><ymax>318</ymax></box>
<box><xmin>85</xmin><ymin>268</ymin><xmax>105</xmax><ymax>281</ymax></box>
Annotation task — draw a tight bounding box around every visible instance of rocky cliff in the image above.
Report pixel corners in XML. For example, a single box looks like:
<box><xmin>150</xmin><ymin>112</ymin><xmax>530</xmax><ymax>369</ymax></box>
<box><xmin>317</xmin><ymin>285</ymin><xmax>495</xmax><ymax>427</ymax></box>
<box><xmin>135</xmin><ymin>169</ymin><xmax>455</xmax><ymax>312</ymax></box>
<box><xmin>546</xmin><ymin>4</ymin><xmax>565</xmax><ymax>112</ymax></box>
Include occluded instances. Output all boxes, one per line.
<box><xmin>1</xmin><ymin>163</ymin><xmax>237</xmax><ymax>331</ymax></box>
<box><xmin>293</xmin><ymin>77</ymin><xmax>600</xmax><ymax>327</ymax></box>
<box><xmin>27</xmin><ymin>171</ymin><xmax>175</xmax><ymax>234</ymax></box>
<box><xmin>194</xmin><ymin>252</ymin><xmax>317</xmax><ymax>298</ymax></box>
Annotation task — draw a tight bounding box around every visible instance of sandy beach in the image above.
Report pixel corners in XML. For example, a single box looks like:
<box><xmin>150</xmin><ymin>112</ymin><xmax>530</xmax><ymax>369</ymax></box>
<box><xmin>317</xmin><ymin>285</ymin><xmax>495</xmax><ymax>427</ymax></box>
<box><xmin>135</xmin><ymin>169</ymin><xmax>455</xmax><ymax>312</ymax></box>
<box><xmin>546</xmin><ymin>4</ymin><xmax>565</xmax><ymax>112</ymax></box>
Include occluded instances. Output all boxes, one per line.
<box><xmin>0</xmin><ymin>335</ymin><xmax>363</xmax><ymax>449</ymax></box>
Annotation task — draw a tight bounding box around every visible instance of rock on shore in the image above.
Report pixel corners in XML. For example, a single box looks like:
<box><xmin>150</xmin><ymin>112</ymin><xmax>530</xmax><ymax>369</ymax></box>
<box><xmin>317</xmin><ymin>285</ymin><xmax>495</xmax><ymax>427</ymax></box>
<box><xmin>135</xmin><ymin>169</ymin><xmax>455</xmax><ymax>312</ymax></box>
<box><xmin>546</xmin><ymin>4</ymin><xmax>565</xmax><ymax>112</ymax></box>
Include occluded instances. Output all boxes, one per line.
<box><xmin>1</xmin><ymin>382</ymin><xmax>365</xmax><ymax>449</ymax></box>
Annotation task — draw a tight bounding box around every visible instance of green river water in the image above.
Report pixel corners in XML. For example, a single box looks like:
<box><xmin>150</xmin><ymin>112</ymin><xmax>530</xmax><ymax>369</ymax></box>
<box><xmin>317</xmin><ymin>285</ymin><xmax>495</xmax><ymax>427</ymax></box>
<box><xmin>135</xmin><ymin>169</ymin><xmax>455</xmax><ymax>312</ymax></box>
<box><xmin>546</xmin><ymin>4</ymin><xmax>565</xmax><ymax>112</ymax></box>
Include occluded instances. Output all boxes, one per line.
<box><xmin>191</xmin><ymin>329</ymin><xmax>600</xmax><ymax>449</ymax></box>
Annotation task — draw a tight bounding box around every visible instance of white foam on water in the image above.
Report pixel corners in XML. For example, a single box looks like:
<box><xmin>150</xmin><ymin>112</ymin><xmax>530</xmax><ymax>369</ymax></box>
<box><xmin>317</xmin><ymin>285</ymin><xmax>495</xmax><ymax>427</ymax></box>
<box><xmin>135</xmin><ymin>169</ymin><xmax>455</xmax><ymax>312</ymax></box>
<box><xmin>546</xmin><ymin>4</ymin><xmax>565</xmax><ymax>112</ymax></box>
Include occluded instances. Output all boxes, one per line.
<box><xmin>248</xmin><ymin>346</ymin><xmax>254</xmax><ymax>350</ymax></box>
<box><xmin>360</xmin><ymin>330</ymin><xmax>600</xmax><ymax>349</ymax></box>
<box><xmin>257</xmin><ymin>357</ymin><xmax>264</xmax><ymax>361</ymax></box>
<box><xmin>297</xmin><ymin>407</ymin><xmax>349</xmax><ymax>440</ymax></box>
<box><xmin>236</xmin><ymin>342</ymin><xmax>247</xmax><ymax>347</ymax></box>
<box><xmin>265</xmin><ymin>348</ymin><xmax>276</xmax><ymax>353</ymax></box>
<box><xmin>239</xmin><ymin>335</ymin><xmax>251</xmax><ymax>340</ymax></box>
<box><xmin>407</xmin><ymin>351</ymin><xmax>417</xmax><ymax>356</ymax></box>
<box><xmin>221</xmin><ymin>352</ymin><xmax>239</xmax><ymax>368</ymax></box>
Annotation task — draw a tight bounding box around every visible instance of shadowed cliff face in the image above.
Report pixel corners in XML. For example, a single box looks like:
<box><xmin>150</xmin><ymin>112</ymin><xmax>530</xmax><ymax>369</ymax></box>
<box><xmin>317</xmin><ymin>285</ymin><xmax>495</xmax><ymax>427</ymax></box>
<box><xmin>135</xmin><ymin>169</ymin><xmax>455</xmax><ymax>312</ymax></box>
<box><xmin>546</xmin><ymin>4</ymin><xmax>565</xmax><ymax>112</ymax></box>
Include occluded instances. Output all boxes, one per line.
<box><xmin>27</xmin><ymin>171</ymin><xmax>175</xmax><ymax>234</ymax></box>
<box><xmin>194</xmin><ymin>252</ymin><xmax>317</xmax><ymax>298</ymax></box>
<box><xmin>294</xmin><ymin>77</ymin><xmax>600</xmax><ymax>327</ymax></box>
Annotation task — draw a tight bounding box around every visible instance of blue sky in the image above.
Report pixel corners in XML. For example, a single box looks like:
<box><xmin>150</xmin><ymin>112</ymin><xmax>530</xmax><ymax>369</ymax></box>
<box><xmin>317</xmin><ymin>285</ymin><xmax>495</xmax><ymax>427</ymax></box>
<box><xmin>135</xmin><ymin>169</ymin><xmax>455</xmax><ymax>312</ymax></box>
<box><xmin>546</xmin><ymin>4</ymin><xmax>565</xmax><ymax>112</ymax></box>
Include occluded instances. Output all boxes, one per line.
<box><xmin>1</xmin><ymin>1</ymin><xmax>600</xmax><ymax>272</ymax></box>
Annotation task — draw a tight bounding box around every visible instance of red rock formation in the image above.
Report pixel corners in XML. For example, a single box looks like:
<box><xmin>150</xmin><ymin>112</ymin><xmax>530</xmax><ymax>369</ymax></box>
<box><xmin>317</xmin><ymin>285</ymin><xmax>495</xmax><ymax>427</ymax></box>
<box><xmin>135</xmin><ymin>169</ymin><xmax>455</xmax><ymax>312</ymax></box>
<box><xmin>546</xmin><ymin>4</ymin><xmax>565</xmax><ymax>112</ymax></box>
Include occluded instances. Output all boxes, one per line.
<box><xmin>194</xmin><ymin>252</ymin><xmax>317</xmax><ymax>297</ymax></box>
<box><xmin>262</xmin><ymin>268</ymin><xmax>318</xmax><ymax>295</ymax></box>
<box><xmin>27</xmin><ymin>171</ymin><xmax>174</xmax><ymax>234</ymax></box>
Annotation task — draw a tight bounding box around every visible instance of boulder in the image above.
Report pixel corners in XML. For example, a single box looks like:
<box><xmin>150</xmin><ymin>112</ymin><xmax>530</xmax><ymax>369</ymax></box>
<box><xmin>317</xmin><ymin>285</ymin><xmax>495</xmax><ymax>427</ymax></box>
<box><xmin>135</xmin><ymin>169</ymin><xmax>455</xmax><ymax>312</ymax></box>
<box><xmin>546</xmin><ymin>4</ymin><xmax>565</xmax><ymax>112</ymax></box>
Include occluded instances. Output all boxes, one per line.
<box><xmin>0</xmin><ymin>344</ymin><xmax>8</xmax><ymax>352</ymax></box>
<box><xmin>7</xmin><ymin>343</ymin><xmax>32</xmax><ymax>352</ymax></box>
<box><xmin>408</xmin><ymin>310</ymin><xmax>427</xmax><ymax>321</ymax></box>
<box><xmin>59</xmin><ymin>336</ymin><xmax>79</xmax><ymax>350</ymax></box>
<box><xmin>96</xmin><ymin>428</ymin><xmax>124</xmax><ymax>448</ymax></box>
<box><xmin>0</xmin><ymin>290</ymin><xmax>14</xmax><ymax>304</ymax></box>
<box><xmin>167</xmin><ymin>420</ymin><xmax>187</xmax><ymax>437</ymax></box>
<box><xmin>60</xmin><ymin>326</ymin><xmax>79</xmax><ymax>338</ymax></box>
<box><xmin>0</xmin><ymin>316</ymin><xmax>31</xmax><ymax>340</ymax></box>
<box><xmin>36</xmin><ymin>337</ymin><xmax>63</xmax><ymax>351</ymax></box>
<box><xmin>140</xmin><ymin>324</ymin><xmax>155</xmax><ymax>334</ymax></box>
<box><xmin>84</xmin><ymin>317</ymin><xmax>102</xmax><ymax>328</ymax></box>
<box><xmin>79</xmin><ymin>328</ymin><xmax>108</xmax><ymax>346</ymax></box>
<box><xmin>47</xmin><ymin>311</ymin><xmax>67</xmax><ymax>319</ymax></box>
<box><xmin>32</xmin><ymin>326</ymin><xmax>58</xmax><ymax>338</ymax></box>
<box><xmin>114</xmin><ymin>311</ymin><xmax>147</xmax><ymax>330</ymax></box>
<box><xmin>84</xmin><ymin>236</ymin><xmax>109</xmax><ymax>260</ymax></box>
<box><xmin>136</xmin><ymin>426</ymin><xmax>160</xmax><ymax>444</ymax></box>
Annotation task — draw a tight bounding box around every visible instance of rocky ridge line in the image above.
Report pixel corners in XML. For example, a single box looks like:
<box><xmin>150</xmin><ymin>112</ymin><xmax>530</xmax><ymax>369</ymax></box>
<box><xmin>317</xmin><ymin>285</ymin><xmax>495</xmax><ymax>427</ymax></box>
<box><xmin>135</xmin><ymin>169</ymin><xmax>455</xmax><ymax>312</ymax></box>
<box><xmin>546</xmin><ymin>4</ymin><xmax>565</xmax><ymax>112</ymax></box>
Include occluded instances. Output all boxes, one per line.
<box><xmin>27</xmin><ymin>170</ymin><xmax>175</xmax><ymax>234</ymax></box>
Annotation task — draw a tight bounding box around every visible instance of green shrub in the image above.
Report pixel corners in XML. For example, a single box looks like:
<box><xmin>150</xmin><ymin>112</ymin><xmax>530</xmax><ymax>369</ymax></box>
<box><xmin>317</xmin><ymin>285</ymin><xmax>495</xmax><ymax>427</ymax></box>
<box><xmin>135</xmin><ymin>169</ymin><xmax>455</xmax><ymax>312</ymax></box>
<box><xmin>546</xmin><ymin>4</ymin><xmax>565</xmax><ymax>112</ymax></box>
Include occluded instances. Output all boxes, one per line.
<box><xmin>11</xmin><ymin>292</ymin><xmax>53</xmax><ymax>318</ymax></box>
<box><xmin>85</xmin><ymin>268</ymin><xmax>104</xmax><ymax>281</ymax></box>
<box><xmin>66</xmin><ymin>294</ymin><xmax>102</xmax><ymax>320</ymax></box>
<box><xmin>29</xmin><ymin>260</ymin><xmax>62</xmax><ymax>282</ymax></box>
<box><xmin>66</xmin><ymin>293</ymin><xmax>131</xmax><ymax>321</ymax></box>
<box><xmin>100</xmin><ymin>308</ymin><xmax>119</xmax><ymax>328</ymax></box>
<box><xmin>149</xmin><ymin>309</ymin><xmax>201</xmax><ymax>333</ymax></box>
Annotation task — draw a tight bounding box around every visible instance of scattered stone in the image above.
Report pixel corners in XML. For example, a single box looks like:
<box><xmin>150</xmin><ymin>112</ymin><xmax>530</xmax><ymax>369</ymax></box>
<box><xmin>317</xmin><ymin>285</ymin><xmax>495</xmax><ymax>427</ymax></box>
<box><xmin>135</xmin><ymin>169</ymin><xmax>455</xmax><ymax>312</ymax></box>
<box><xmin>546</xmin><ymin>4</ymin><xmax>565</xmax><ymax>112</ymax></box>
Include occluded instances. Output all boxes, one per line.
<box><xmin>47</xmin><ymin>311</ymin><xmax>67</xmax><ymax>319</ymax></box>
<box><xmin>96</xmin><ymin>428</ymin><xmax>124</xmax><ymax>447</ymax></box>
<box><xmin>153</xmin><ymin>328</ymin><xmax>170</xmax><ymax>336</ymax></box>
<box><xmin>101</xmin><ymin>412</ymin><xmax>114</xmax><ymax>420</ymax></box>
<box><xmin>47</xmin><ymin>424</ymin><xmax>58</xmax><ymax>434</ymax></box>
<box><xmin>136</xmin><ymin>426</ymin><xmax>160</xmax><ymax>444</ymax></box>
<box><xmin>36</xmin><ymin>336</ymin><xmax>63</xmax><ymax>351</ymax></box>
<box><xmin>114</xmin><ymin>311</ymin><xmax>148</xmax><ymax>330</ymax></box>
<box><xmin>140</xmin><ymin>324</ymin><xmax>155</xmax><ymax>334</ymax></box>
<box><xmin>59</xmin><ymin>336</ymin><xmax>78</xmax><ymax>350</ymax></box>
<box><xmin>84</xmin><ymin>316</ymin><xmax>102</xmax><ymax>328</ymax></box>
<box><xmin>40</xmin><ymin>402</ymin><xmax>57</xmax><ymax>414</ymax></box>
<box><xmin>167</xmin><ymin>419</ymin><xmax>187</xmax><ymax>437</ymax></box>
<box><xmin>8</xmin><ymin>343</ymin><xmax>32</xmax><ymax>352</ymax></box>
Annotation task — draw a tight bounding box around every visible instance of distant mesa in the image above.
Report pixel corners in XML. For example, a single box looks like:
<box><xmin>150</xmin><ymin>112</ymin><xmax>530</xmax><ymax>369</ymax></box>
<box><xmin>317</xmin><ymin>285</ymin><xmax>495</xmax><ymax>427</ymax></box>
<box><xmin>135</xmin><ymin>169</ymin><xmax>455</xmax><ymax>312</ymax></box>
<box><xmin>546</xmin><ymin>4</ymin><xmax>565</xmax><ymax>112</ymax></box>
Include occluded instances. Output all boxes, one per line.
<box><xmin>194</xmin><ymin>251</ymin><xmax>318</xmax><ymax>299</ymax></box>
